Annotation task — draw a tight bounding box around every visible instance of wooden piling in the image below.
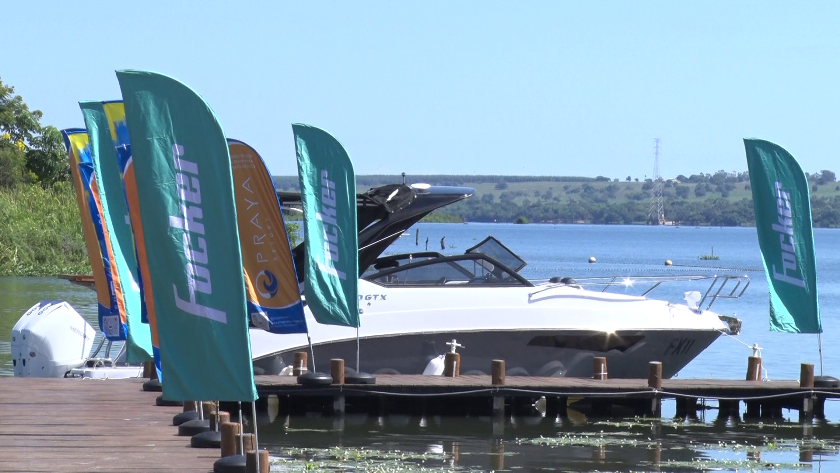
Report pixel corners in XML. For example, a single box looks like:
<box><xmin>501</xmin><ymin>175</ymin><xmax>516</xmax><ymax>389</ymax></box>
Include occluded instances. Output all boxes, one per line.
<box><xmin>201</xmin><ymin>401</ymin><xmax>215</xmax><ymax>419</ymax></box>
<box><xmin>293</xmin><ymin>351</ymin><xmax>308</xmax><ymax>376</ymax></box>
<box><xmin>593</xmin><ymin>357</ymin><xmax>608</xmax><ymax>380</ymax></box>
<box><xmin>220</xmin><ymin>421</ymin><xmax>240</xmax><ymax>457</ymax></box>
<box><xmin>800</xmin><ymin>363</ymin><xmax>815</xmax><ymax>422</ymax></box>
<box><xmin>209</xmin><ymin>411</ymin><xmax>229</xmax><ymax>430</ymax></box>
<box><xmin>142</xmin><ymin>361</ymin><xmax>155</xmax><ymax>379</ymax></box>
<box><xmin>444</xmin><ymin>352</ymin><xmax>460</xmax><ymax>377</ymax></box>
<box><xmin>331</xmin><ymin>359</ymin><xmax>345</xmax><ymax>385</ymax></box>
<box><xmin>246</xmin><ymin>449</ymin><xmax>269</xmax><ymax>473</ymax></box>
<box><xmin>236</xmin><ymin>433</ymin><xmax>255</xmax><ymax>455</ymax></box>
<box><xmin>746</xmin><ymin>356</ymin><xmax>762</xmax><ymax>381</ymax></box>
<box><xmin>800</xmin><ymin>363</ymin><xmax>815</xmax><ymax>388</ymax></box>
<box><xmin>648</xmin><ymin>362</ymin><xmax>662</xmax><ymax>389</ymax></box>
<box><xmin>491</xmin><ymin>360</ymin><xmax>505</xmax><ymax>385</ymax></box>
<box><xmin>183</xmin><ymin>401</ymin><xmax>198</xmax><ymax>412</ymax></box>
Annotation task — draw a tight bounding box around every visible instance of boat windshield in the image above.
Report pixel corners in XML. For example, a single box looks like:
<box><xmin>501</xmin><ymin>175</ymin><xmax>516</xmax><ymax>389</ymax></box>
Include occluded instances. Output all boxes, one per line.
<box><xmin>364</xmin><ymin>254</ymin><xmax>531</xmax><ymax>287</ymax></box>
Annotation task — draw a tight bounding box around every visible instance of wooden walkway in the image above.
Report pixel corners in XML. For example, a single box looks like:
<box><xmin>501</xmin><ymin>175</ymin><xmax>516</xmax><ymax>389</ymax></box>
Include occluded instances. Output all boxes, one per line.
<box><xmin>0</xmin><ymin>378</ymin><xmax>214</xmax><ymax>473</ymax></box>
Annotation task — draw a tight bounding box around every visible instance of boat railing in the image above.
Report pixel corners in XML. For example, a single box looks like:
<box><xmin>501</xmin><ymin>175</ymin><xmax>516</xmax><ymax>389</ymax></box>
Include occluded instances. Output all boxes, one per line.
<box><xmin>530</xmin><ymin>274</ymin><xmax>750</xmax><ymax>311</ymax></box>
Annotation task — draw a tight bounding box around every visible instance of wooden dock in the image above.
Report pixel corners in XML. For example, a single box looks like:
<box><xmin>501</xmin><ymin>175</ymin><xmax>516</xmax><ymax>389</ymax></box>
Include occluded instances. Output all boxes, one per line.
<box><xmin>0</xmin><ymin>378</ymin><xmax>216</xmax><ymax>473</ymax></box>
<box><xmin>254</xmin><ymin>371</ymin><xmax>840</xmax><ymax>421</ymax></box>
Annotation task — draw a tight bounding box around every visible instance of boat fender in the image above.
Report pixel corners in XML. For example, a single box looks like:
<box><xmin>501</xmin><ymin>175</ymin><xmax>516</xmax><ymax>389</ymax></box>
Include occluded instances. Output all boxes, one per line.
<box><xmin>345</xmin><ymin>372</ymin><xmax>377</xmax><ymax>384</ymax></box>
<box><xmin>814</xmin><ymin>376</ymin><xmax>840</xmax><ymax>388</ymax></box>
<box><xmin>423</xmin><ymin>355</ymin><xmax>445</xmax><ymax>375</ymax></box>
<box><xmin>297</xmin><ymin>372</ymin><xmax>333</xmax><ymax>386</ymax></box>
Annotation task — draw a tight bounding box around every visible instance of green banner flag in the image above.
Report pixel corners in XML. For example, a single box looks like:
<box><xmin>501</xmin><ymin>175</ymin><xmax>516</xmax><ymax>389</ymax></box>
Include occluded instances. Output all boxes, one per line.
<box><xmin>744</xmin><ymin>138</ymin><xmax>821</xmax><ymax>333</ymax></box>
<box><xmin>293</xmin><ymin>124</ymin><xmax>359</xmax><ymax>327</ymax></box>
<box><xmin>80</xmin><ymin>102</ymin><xmax>153</xmax><ymax>363</ymax></box>
<box><xmin>117</xmin><ymin>70</ymin><xmax>256</xmax><ymax>401</ymax></box>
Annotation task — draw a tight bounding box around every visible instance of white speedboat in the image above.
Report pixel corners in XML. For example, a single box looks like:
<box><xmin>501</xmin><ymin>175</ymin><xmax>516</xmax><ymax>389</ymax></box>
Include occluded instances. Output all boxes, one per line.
<box><xmin>251</xmin><ymin>184</ymin><xmax>746</xmax><ymax>379</ymax></box>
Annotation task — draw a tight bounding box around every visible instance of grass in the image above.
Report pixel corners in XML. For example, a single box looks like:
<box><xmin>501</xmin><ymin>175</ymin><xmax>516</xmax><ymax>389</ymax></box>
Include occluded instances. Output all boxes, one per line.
<box><xmin>0</xmin><ymin>183</ymin><xmax>89</xmax><ymax>276</ymax></box>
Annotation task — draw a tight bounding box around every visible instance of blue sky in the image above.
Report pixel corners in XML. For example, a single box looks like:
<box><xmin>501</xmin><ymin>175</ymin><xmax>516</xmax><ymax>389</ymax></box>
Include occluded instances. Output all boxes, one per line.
<box><xmin>4</xmin><ymin>1</ymin><xmax>839</xmax><ymax>179</ymax></box>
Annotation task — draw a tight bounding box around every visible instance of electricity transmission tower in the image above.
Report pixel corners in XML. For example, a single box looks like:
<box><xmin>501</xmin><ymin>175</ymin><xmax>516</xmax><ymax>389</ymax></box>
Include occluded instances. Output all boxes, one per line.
<box><xmin>648</xmin><ymin>139</ymin><xmax>665</xmax><ymax>225</ymax></box>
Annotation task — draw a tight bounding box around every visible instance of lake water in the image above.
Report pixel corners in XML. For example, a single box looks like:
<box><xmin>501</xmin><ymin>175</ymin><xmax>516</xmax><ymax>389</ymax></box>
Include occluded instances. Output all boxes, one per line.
<box><xmin>2</xmin><ymin>223</ymin><xmax>840</xmax><ymax>471</ymax></box>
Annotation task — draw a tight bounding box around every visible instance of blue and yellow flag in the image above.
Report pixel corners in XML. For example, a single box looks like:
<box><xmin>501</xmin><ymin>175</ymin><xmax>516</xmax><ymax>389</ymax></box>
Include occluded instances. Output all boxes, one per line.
<box><xmin>118</xmin><ymin>70</ymin><xmax>256</xmax><ymax>402</ymax></box>
<box><xmin>81</xmin><ymin>102</ymin><xmax>153</xmax><ymax>362</ymax></box>
<box><xmin>102</xmin><ymin>101</ymin><xmax>162</xmax><ymax>377</ymax></box>
<box><xmin>76</xmin><ymin>160</ymin><xmax>126</xmax><ymax>340</ymax></box>
<box><xmin>228</xmin><ymin>139</ymin><xmax>307</xmax><ymax>334</ymax></box>
<box><xmin>293</xmin><ymin>125</ymin><xmax>359</xmax><ymax>328</ymax></box>
<box><xmin>744</xmin><ymin>139</ymin><xmax>821</xmax><ymax>333</ymax></box>
<box><xmin>61</xmin><ymin>130</ymin><xmax>116</xmax><ymax>336</ymax></box>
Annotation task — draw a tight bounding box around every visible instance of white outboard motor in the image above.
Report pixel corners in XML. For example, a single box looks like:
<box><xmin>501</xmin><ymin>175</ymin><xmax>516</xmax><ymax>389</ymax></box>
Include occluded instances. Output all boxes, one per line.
<box><xmin>11</xmin><ymin>301</ymin><xmax>95</xmax><ymax>377</ymax></box>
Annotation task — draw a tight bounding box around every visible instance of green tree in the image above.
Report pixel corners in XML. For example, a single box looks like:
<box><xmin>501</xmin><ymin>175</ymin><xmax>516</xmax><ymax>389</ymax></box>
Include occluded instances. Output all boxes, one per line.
<box><xmin>26</xmin><ymin>126</ymin><xmax>68</xmax><ymax>187</ymax></box>
<box><xmin>0</xmin><ymin>77</ymin><xmax>68</xmax><ymax>188</ymax></box>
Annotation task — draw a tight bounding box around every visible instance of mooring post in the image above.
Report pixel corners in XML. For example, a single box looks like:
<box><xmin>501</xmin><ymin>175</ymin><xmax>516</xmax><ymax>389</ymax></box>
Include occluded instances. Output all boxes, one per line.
<box><xmin>648</xmin><ymin>361</ymin><xmax>662</xmax><ymax>417</ymax></box>
<box><xmin>142</xmin><ymin>361</ymin><xmax>155</xmax><ymax>379</ymax></box>
<box><xmin>236</xmin><ymin>433</ymin><xmax>255</xmax><ymax>455</ymax></box>
<box><xmin>293</xmin><ymin>351</ymin><xmax>308</xmax><ymax>376</ymax></box>
<box><xmin>746</xmin><ymin>356</ymin><xmax>762</xmax><ymax>381</ymax></box>
<box><xmin>800</xmin><ymin>363</ymin><xmax>815</xmax><ymax>422</ymax></box>
<box><xmin>444</xmin><ymin>352</ymin><xmax>460</xmax><ymax>377</ymax></box>
<box><xmin>209</xmin><ymin>411</ymin><xmax>230</xmax><ymax>431</ymax></box>
<box><xmin>491</xmin><ymin>360</ymin><xmax>506</xmax><ymax>417</ymax></box>
<box><xmin>593</xmin><ymin>357</ymin><xmax>608</xmax><ymax>380</ymax></box>
<box><xmin>330</xmin><ymin>358</ymin><xmax>346</xmax><ymax>417</ymax></box>
<box><xmin>331</xmin><ymin>358</ymin><xmax>345</xmax><ymax>385</ymax></box>
<box><xmin>220</xmin><ymin>421</ymin><xmax>240</xmax><ymax>457</ymax></box>
<box><xmin>246</xmin><ymin>449</ymin><xmax>269</xmax><ymax>473</ymax></box>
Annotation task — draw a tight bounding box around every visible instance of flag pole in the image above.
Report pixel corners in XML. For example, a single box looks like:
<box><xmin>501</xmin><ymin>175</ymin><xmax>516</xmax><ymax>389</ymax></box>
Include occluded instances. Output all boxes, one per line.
<box><xmin>819</xmin><ymin>333</ymin><xmax>824</xmax><ymax>376</ymax></box>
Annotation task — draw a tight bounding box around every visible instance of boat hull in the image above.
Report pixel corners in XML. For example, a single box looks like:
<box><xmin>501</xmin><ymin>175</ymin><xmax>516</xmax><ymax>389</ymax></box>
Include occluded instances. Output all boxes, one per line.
<box><xmin>252</xmin><ymin>327</ymin><xmax>721</xmax><ymax>379</ymax></box>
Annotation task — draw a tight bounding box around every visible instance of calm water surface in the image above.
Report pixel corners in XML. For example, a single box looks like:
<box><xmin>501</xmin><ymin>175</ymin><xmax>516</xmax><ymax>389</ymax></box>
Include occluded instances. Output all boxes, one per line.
<box><xmin>3</xmin><ymin>223</ymin><xmax>840</xmax><ymax>471</ymax></box>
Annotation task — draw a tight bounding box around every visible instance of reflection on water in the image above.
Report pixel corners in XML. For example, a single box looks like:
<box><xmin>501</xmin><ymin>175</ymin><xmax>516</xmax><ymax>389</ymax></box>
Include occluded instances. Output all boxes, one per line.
<box><xmin>255</xmin><ymin>406</ymin><xmax>840</xmax><ymax>472</ymax></box>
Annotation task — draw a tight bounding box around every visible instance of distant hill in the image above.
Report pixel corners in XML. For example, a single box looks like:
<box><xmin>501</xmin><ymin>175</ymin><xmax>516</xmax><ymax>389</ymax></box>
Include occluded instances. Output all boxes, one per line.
<box><xmin>273</xmin><ymin>172</ymin><xmax>840</xmax><ymax>227</ymax></box>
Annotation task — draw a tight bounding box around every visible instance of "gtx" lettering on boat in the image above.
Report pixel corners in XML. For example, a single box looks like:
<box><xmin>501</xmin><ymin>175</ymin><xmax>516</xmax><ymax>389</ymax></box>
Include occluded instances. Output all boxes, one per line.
<box><xmin>168</xmin><ymin>144</ymin><xmax>227</xmax><ymax>324</ymax></box>
<box><xmin>663</xmin><ymin>337</ymin><xmax>695</xmax><ymax>356</ymax></box>
<box><xmin>358</xmin><ymin>294</ymin><xmax>387</xmax><ymax>301</ymax></box>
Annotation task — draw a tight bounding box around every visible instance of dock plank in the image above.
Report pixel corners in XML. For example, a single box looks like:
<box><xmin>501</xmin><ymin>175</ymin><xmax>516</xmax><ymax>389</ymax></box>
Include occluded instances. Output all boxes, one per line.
<box><xmin>0</xmin><ymin>378</ymin><xmax>215</xmax><ymax>473</ymax></box>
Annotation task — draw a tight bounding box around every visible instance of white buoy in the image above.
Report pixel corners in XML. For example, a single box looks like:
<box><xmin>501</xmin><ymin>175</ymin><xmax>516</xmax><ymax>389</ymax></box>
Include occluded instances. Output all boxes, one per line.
<box><xmin>588</xmin><ymin>256</ymin><xmax>596</xmax><ymax>263</ymax></box>
<box><xmin>665</xmin><ymin>259</ymin><xmax>672</xmax><ymax>266</ymax></box>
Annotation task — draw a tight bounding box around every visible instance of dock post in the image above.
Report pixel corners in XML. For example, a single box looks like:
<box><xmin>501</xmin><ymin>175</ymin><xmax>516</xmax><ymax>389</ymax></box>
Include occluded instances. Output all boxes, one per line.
<box><xmin>293</xmin><ymin>351</ymin><xmax>308</xmax><ymax>376</ymax></box>
<box><xmin>330</xmin><ymin>358</ymin><xmax>346</xmax><ymax>419</ymax></box>
<box><xmin>800</xmin><ymin>363</ymin><xmax>815</xmax><ymax>422</ymax></box>
<box><xmin>745</xmin><ymin>355</ymin><xmax>762</xmax><ymax>418</ymax></box>
<box><xmin>593</xmin><ymin>357</ymin><xmax>608</xmax><ymax>380</ymax></box>
<box><xmin>246</xmin><ymin>449</ymin><xmax>269</xmax><ymax>473</ymax></box>
<box><xmin>236</xmin><ymin>433</ymin><xmax>255</xmax><ymax>455</ymax></box>
<box><xmin>491</xmin><ymin>360</ymin><xmax>506</xmax><ymax>436</ymax></box>
<box><xmin>746</xmin><ymin>356</ymin><xmax>762</xmax><ymax>381</ymax></box>
<box><xmin>220</xmin><ymin>421</ymin><xmax>240</xmax><ymax>457</ymax></box>
<box><xmin>331</xmin><ymin>359</ymin><xmax>345</xmax><ymax>384</ymax></box>
<box><xmin>444</xmin><ymin>352</ymin><xmax>460</xmax><ymax>377</ymax></box>
<box><xmin>717</xmin><ymin>399</ymin><xmax>739</xmax><ymax>421</ymax></box>
<box><xmin>648</xmin><ymin>362</ymin><xmax>662</xmax><ymax>417</ymax></box>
